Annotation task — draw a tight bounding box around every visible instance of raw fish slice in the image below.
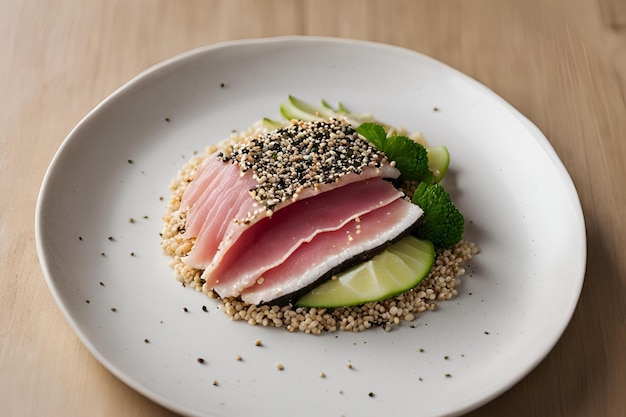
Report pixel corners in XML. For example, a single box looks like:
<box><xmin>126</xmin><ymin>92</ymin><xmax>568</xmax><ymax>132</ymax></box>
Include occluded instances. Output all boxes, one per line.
<box><xmin>181</xmin><ymin>161</ymin><xmax>401</xmax><ymax>270</ymax></box>
<box><xmin>239</xmin><ymin>198</ymin><xmax>424</xmax><ymax>305</ymax></box>
<box><xmin>183</xmin><ymin>160</ymin><xmax>256</xmax><ymax>239</ymax></box>
<box><xmin>208</xmin><ymin>178</ymin><xmax>404</xmax><ymax>296</ymax></box>
<box><xmin>182</xmin><ymin>165</ymin><xmax>257</xmax><ymax>268</ymax></box>
<box><xmin>179</xmin><ymin>152</ymin><xmax>223</xmax><ymax>212</ymax></box>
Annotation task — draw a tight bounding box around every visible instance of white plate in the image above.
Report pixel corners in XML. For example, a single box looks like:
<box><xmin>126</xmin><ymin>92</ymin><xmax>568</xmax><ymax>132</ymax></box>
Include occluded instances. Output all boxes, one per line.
<box><xmin>36</xmin><ymin>37</ymin><xmax>586</xmax><ymax>417</ymax></box>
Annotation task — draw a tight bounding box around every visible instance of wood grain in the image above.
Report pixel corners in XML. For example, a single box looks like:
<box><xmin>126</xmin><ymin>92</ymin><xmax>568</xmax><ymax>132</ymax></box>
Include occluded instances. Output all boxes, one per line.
<box><xmin>1</xmin><ymin>0</ymin><xmax>625</xmax><ymax>416</ymax></box>
<box><xmin>599</xmin><ymin>0</ymin><xmax>626</xmax><ymax>27</ymax></box>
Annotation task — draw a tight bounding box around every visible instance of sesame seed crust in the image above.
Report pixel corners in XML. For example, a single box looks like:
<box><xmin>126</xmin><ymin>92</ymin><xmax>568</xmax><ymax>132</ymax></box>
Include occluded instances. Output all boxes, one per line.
<box><xmin>219</xmin><ymin>119</ymin><xmax>388</xmax><ymax>213</ymax></box>
<box><xmin>161</xmin><ymin>119</ymin><xmax>478</xmax><ymax>334</ymax></box>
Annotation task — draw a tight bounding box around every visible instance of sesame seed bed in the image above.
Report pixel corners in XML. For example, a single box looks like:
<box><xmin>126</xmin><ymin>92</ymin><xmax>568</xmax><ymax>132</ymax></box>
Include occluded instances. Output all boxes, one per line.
<box><xmin>161</xmin><ymin>119</ymin><xmax>478</xmax><ymax>334</ymax></box>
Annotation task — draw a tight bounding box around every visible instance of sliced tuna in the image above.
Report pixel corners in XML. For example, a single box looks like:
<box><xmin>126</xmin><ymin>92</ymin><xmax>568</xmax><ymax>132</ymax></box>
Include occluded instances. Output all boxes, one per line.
<box><xmin>180</xmin><ymin>123</ymin><xmax>400</xmax><ymax>271</ymax></box>
<box><xmin>177</xmin><ymin>118</ymin><xmax>422</xmax><ymax>305</ymax></box>
<box><xmin>208</xmin><ymin>178</ymin><xmax>404</xmax><ymax>297</ymax></box>
<box><xmin>239</xmin><ymin>198</ymin><xmax>424</xmax><ymax>305</ymax></box>
<box><xmin>181</xmin><ymin>160</ymin><xmax>258</xmax><ymax>268</ymax></box>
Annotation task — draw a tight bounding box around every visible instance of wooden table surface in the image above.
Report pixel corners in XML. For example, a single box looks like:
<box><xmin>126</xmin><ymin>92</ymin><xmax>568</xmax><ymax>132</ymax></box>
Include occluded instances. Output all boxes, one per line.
<box><xmin>2</xmin><ymin>0</ymin><xmax>625</xmax><ymax>416</ymax></box>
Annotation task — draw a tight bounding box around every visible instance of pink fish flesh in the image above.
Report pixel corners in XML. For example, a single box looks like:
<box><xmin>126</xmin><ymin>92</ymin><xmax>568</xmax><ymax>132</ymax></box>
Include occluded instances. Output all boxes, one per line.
<box><xmin>181</xmin><ymin>153</ymin><xmax>401</xmax><ymax>270</ymax></box>
<box><xmin>239</xmin><ymin>198</ymin><xmax>424</xmax><ymax>305</ymax></box>
<box><xmin>208</xmin><ymin>177</ymin><xmax>405</xmax><ymax>297</ymax></box>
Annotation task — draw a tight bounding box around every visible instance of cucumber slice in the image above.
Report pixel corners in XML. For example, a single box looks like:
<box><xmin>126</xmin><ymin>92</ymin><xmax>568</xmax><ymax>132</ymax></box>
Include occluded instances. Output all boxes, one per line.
<box><xmin>296</xmin><ymin>236</ymin><xmax>435</xmax><ymax>308</ymax></box>
<box><xmin>427</xmin><ymin>145</ymin><xmax>450</xmax><ymax>183</ymax></box>
<box><xmin>279</xmin><ymin>102</ymin><xmax>322</xmax><ymax>122</ymax></box>
<box><xmin>288</xmin><ymin>95</ymin><xmax>335</xmax><ymax>118</ymax></box>
<box><xmin>279</xmin><ymin>96</ymin><xmax>377</xmax><ymax>128</ymax></box>
<box><xmin>262</xmin><ymin>117</ymin><xmax>284</xmax><ymax>130</ymax></box>
<box><xmin>280</xmin><ymin>95</ymin><xmax>333</xmax><ymax>121</ymax></box>
<box><xmin>337</xmin><ymin>101</ymin><xmax>350</xmax><ymax>113</ymax></box>
<box><xmin>321</xmin><ymin>99</ymin><xmax>340</xmax><ymax>112</ymax></box>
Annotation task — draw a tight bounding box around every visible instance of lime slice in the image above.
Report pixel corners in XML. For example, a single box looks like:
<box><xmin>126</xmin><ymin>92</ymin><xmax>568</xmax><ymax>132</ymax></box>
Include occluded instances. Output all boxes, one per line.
<box><xmin>296</xmin><ymin>236</ymin><xmax>435</xmax><ymax>308</ymax></box>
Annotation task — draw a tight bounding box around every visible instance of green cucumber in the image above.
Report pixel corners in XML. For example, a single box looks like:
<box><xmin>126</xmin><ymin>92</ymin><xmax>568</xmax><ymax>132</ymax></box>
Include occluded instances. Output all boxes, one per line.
<box><xmin>321</xmin><ymin>99</ymin><xmax>341</xmax><ymax>113</ymax></box>
<box><xmin>427</xmin><ymin>145</ymin><xmax>450</xmax><ymax>183</ymax></box>
<box><xmin>288</xmin><ymin>95</ymin><xmax>335</xmax><ymax>118</ymax></box>
<box><xmin>280</xmin><ymin>96</ymin><xmax>376</xmax><ymax>126</ymax></box>
<box><xmin>296</xmin><ymin>236</ymin><xmax>435</xmax><ymax>308</ymax></box>
<box><xmin>280</xmin><ymin>95</ymin><xmax>327</xmax><ymax>121</ymax></box>
<box><xmin>280</xmin><ymin>103</ymin><xmax>321</xmax><ymax>122</ymax></box>
<box><xmin>262</xmin><ymin>117</ymin><xmax>284</xmax><ymax>130</ymax></box>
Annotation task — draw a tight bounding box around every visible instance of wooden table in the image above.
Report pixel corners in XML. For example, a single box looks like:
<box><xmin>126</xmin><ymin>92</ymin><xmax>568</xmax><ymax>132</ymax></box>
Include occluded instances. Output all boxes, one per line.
<box><xmin>2</xmin><ymin>0</ymin><xmax>625</xmax><ymax>416</ymax></box>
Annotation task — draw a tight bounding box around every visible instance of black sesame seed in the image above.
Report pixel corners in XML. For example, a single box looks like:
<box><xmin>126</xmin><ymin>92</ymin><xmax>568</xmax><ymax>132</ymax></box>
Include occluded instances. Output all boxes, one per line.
<box><xmin>165</xmin><ymin>117</ymin><xmax>171</xmax><ymax>122</ymax></box>
<box><xmin>220</xmin><ymin>119</ymin><xmax>388</xmax><ymax>224</ymax></box>
<box><xmin>128</xmin><ymin>159</ymin><xmax>134</xmax><ymax>164</ymax></box>
<box><xmin>197</xmin><ymin>358</ymin><xmax>205</xmax><ymax>364</ymax></box>
<box><xmin>111</xmin><ymin>307</ymin><xmax>117</xmax><ymax>312</ymax></box>
<box><xmin>108</xmin><ymin>236</ymin><xmax>114</xmax><ymax>241</ymax></box>
<box><xmin>368</xmin><ymin>392</ymin><xmax>375</xmax><ymax>397</ymax></box>
<box><xmin>183</xmin><ymin>307</ymin><xmax>188</xmax><ymax>312</ymax></box>
<box><xmin>202</xmin><ymin>305</ymin><xmax>208</xmax><ymax>312</ymax></box>
<box><xmin>144</xmin><ymin>338</ymin><xmax>150</xmax><ymax>343</ymax></box>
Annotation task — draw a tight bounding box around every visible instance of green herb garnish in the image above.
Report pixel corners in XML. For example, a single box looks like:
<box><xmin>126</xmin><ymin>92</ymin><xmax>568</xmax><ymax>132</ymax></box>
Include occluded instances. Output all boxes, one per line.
<box><xmin>355</xmin><ymin>123</ymin><xmax>429</xmax><ymax>181</ymax></box>
<box><xmin>411</xmin><ymin>182</ymin><xmax>464</xmax><ymax>248</ymax></box>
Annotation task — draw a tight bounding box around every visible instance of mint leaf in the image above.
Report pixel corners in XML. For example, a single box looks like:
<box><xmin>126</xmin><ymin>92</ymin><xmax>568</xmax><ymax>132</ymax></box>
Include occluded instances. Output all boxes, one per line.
<box><xmin>356</xmin><ymin>123</ymin><xmax>387</xmax><ymax>149</ymax></box>
<box><xmin>383</xmin><ymin>135</ymin><xmax>429</xmax><ymax>181</ymax></box>
<box><xmin>356</xmin><ymin>123</ymin><xmax>429</xmax><ymax>181</ymax></box>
